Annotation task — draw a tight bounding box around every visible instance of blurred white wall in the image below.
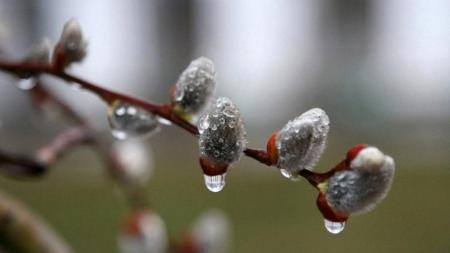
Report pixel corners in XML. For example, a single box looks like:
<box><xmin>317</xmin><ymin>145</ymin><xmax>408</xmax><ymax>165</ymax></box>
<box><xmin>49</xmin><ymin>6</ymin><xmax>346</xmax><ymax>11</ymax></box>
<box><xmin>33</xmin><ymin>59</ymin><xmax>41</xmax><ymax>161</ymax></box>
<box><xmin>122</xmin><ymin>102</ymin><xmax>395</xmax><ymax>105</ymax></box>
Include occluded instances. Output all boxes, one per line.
<box><xmin>370</xmin><ymin>0</ymin><xmax>450</xmax><ymax>120</ymax></box>
<box><xmin>192</xmin><ymin>0</ymin><xmax>323</xmax><ymax>128</ymax></box>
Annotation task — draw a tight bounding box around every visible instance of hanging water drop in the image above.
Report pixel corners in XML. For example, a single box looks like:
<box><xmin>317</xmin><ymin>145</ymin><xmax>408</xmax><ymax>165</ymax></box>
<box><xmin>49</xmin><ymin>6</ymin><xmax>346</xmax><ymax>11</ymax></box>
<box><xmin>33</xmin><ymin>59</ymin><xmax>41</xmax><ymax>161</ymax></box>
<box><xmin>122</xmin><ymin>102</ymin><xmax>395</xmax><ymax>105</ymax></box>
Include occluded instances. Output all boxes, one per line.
<box><xmin>108</xmin><ymin>100</ymin><xmax>160</xmax><ymax>140</ymax></box>
<box><xmin>203</xmin><ymin>173</ymin><xmax>226</xmax><ymax>192</ymax></box>
<box><xmin>70</xmin><ymin>83</ymin><xmax>82</xmax><ymax>91</ymax></box>
<box><xmin>279</xmin><ymin>168</ymin><xmax>301</xmax><ymax>181</ymax></box>
<box><xmin>157</xmin><ymin>117</ymin><xmax>172</xmax><ymax>126</ymax></box>
<box><xmin>324</xmin><ymin>219</ymin><xmax>345</xmax><ymax>234</ymax></box>
<box><xmin>16</xmin><ymin>78</ymin><xmax>36</xmax><ymax>90</ymax></box>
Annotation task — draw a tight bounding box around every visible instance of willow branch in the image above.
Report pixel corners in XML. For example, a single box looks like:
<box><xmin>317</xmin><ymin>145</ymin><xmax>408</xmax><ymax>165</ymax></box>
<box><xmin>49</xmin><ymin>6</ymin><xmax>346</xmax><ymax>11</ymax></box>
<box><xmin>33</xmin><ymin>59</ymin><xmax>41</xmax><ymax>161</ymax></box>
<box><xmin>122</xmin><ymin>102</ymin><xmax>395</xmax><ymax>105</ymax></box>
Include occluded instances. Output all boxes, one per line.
<box><xmin>0</xmin><ymin>61</ymin><xmax>197</xmax><ymax>135</ymax></box>
<box><xmin>35</xmin><ymin>126</ymin><xmax>93</xmax><ymax>164</ymax></box>
<box><xmin>0</xmin><ymin>149</ymin><xmax>46</xmax><ymax>178</ymax></box>
<box><xmin>0</xmin><ymin>190</ymin><xmax>73</xmax><ymax>253</ymax></box>
<box><xmin>0</xmin><ymin>59</ymin><xmax>272</xmax><ymax>166</ymax></box>
<box><xmin>30</xmin><ymin>82</ymin><xmax>85</xmax><ymax>125</ymax></box>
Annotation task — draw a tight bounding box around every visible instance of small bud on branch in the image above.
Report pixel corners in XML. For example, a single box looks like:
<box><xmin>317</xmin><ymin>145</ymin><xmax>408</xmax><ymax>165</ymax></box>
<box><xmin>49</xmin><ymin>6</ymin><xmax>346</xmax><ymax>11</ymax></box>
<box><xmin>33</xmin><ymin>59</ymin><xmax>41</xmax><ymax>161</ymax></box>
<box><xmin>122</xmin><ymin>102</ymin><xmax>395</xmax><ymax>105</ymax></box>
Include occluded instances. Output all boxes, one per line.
<box><xmin>172</xmin><ymin>57</ymin><xmax>216</xmax><ymax>117</ymax></box>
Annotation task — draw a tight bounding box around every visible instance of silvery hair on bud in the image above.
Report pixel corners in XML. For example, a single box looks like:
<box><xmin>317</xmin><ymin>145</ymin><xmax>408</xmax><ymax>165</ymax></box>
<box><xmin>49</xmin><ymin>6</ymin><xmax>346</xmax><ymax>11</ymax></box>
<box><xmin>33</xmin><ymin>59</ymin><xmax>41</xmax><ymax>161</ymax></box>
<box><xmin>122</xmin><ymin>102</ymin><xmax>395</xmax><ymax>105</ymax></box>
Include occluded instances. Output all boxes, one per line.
<box><xmin>276</xmin><ymin>108</ymin><xmax>330</xmax><ymax>174</ymax></box>
<box><xmin>174</xmin><ymin>57</ymin><xmax>216</xmax><ymax>114</ymax></box>
<box><xmin>59</xmin><ymin>18</ymin><xmax>87</xmax><ymax>63</ymax></box>
<box><xmin>326</xmin><ymin>147</ymin><xmax>395</xmax><ymax>215</ymax></box>
<box><xmin>198</xmin><ymin>97</ymin><xmax>246</xmax><ymax>165</ymax></box>
<box><xmin>24</xmin><ymin>38</ymin><xmax>51</xmax><ymax>64</ymax></box>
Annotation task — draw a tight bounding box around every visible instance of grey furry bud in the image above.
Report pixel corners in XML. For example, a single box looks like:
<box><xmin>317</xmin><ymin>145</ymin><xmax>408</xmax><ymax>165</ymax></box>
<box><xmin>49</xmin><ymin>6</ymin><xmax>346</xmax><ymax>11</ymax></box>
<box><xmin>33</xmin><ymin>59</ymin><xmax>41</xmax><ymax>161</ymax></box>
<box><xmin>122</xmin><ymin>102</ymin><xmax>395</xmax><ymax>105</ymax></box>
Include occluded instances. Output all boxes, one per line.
<box><xmin>24</xmin><ymin>38</ymin><xmax>51</xmax><ymax>64</ymax></box>
<box><xmin>198</xmin><ymin>97</ymin><xmax>246</xmax><ymax>166</ymax></box>
<box><xmin>118</xmin><ymin>210</ymin><xmax>168</xmax><ymax>253</ymax></box>
<box><xmin>57</xmin><ymin>18</ymin><xmax>87</xmax><ymax>64</ymax></box>
<box><xmin>18</xmin><ymin>38</ymin><xmax>51</xmax><ymax>80</ymax></box>
<box><xmin>276</xmin><ymin>108</ymin><xmax>329</xmax><ymax>180</ymax></box>
<box><xmin>191</xmin><ymin>209</ymin><xmax>230</xmax><ymax>253</ymax></box>
<box><xmin>173</xmin><ymin>57</ymin><xmax>216</xmax><ymax>114</ymax></box>
<box><xmin>326</xmin><ymin>147</ymin><xmax>395</xmax><ymax>215</ymax></box>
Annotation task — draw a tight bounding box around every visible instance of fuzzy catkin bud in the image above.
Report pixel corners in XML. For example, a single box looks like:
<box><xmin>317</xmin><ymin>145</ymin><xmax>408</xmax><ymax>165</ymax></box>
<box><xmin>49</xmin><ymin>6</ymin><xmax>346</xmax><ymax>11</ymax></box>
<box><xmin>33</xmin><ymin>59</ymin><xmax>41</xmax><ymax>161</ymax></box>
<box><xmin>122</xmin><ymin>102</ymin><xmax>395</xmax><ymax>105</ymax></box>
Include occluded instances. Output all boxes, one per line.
<box><xmin>118</xmin><ymin>210</ymin><xmax>168</xmax><ymax>253</ymax></box>
<box><xmin>24</xmin><ymin>38</ymin><xmax>51</xmax><ymax>64</ymax></box>
<box><xmin>18</xmin><ymin>38</ymin><xmax>51</xmax><ymax>79</ymax></box>
<box><xmin>276</xmin><ymin>108</ymin><xmax>329</xmax><ymax>177</ymax></box>
<box><xmin>173</xmin><ymin>57</ymin><xmax>216</xmax><ymax>115</ymax></box>
<box><xmin>326</xmin><ymin>146</ymin><xmax>395</xmax><ymax>215</ymax></box>
<box><xmin>198</xmin><ymin>97</ymin><xmax>246</xmax><ymax>167</ymax></box>
<box><xmin>191</xmin><ymin>209</ymin><xmax>230</xmax><ymax>253</ymax></box>
<box><xmin>57</xmin><ymin>18</ymin><xmax>87</xmax><ymax>65</ymax></box>
<box><xmin>113</xmin><ymin>139</ymin><xmax>153</xmax><ymax>186</ymax></box>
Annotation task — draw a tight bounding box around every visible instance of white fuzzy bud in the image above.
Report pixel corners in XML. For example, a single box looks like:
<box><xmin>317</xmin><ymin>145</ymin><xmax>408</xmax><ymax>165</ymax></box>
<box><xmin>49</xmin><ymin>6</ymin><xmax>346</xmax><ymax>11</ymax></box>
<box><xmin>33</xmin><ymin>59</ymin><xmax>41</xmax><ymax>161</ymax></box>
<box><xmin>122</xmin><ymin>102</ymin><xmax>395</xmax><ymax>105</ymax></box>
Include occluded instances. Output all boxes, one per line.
<box><xmin>58</xmin><ymin>18</ymin><xmax>87</xmax><ymax>64</ymax></box>
<box><xmin>118</xmin><ymin>211</ymin><xmax>168</xmax><ymax>253</ymax></box>
<box><xmin>174</xmin><ymin>57</ymin><xmax>216</xmax><ymax>114</ymax></box>
<box><xmin>276</xmin><ymin>108</ymin><xmax>329</xmax><ymax>178</ymax></box>
<box><xmin>24</xmin><ymin>38</ymin><xmax>51</xmax><ymax>64</ymax></box>
<box><xmin>326</xmin><ymin>147</ymin><xmax>395</xmax><ymax>215</ymax></box>
<box><xmin>113</xmin><ymin>139</ymin><xmax>153</xmax><ymax>186</ymax></box>
<box><xmin>198</xmin><ymin>97</ymin><xmax>246</xmax><ymax>166</ymax></box>
<box><xmin>191</xmin><ymin>209</ymin><xmax>230</xmax><ymax>253</ymax></box>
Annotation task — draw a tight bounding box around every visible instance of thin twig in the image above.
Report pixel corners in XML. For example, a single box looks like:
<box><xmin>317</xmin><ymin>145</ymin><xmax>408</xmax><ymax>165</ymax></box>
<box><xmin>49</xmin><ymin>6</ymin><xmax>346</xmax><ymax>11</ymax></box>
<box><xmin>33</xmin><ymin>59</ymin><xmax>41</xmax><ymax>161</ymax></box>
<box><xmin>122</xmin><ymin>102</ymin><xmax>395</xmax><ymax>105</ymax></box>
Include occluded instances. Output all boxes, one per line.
<box><xmin>0</xmin><ymin>60</ymin><xmax>272</xmax><ymax>165</ymax></box>
<box><xmin>35</xmin><ymin>125</ymin><xmax>93</xmax><ymax>164</ymax></box>
<box><xmin>0</xmin><ymin>149</ymin><xmax>46</xmax><ymax>177</ymax></box>
<box><xmin>0</xmin><ymin>190</ymin><xmax>73</xmax><ymax>253</ymax></box>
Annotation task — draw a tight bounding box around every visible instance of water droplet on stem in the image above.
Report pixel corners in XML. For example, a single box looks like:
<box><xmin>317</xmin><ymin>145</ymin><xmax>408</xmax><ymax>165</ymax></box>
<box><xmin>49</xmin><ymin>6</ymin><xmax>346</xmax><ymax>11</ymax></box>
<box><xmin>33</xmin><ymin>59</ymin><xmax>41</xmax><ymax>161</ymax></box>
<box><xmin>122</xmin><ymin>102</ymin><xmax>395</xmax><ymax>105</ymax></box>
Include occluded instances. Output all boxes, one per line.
<box><xmin>157</xmin><ymin>117</ymin><xmax>172</xmax><ymax>126</ymax></box>
<box><xmin>16</xmin><ymin>78</ymin><xmax>36</xmax><ymax>90</ymax></box>
<box><xmin>70</xmin><ymin>83</ymin><xmax>82</xmax><ymax>91</ymax></box>
<box><xmin>324</xmin><ymin>219</ymin><xmax>345</xmax><ymax>234</ymax></box>
<box><xmin>108</xmin><ymin>101</ymin><xmax>160</xmax><ymax>140</ymax></box>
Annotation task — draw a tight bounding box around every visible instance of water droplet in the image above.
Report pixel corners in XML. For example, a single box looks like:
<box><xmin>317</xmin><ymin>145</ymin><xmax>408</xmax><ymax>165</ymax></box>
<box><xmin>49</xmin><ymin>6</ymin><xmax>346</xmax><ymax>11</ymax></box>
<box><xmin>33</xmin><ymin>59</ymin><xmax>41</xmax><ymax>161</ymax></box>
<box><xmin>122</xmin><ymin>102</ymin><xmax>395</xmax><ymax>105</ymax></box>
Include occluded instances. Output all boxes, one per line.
<box><xmin>223</xmin><ymin>108</ymin><xmax>235</xmax><ymax>118</ymax></box>
<box><xmin>280</xmin><ymin>168</ymin><xmax>301</xmax><ymax>181</ymax></box>
<box><xmin>157</xmin><ymin>117</ymin><xmax>172</xmax><ymax>126</ymax></box>
<box><xmin>175</xmin><ymin>87</ymin><xmax>184</xmax><ymax>101</ymax></box>
<box><xmin>16</xmin><ymin>78</ymin><xmax>36</xmax><ymax>90</ymax></box>
<box><xmin>324</xmin><ymin>219</ymin><xmax>345</xmax><ymax>234</ymax></box>
<box><xmin>70</xmin><ymin>83</ymin><xmax>82</xmax><ymax>91</ymax></box>
<box><xmin>108</xmin><ymin>101</ymin><xmax>160</xmax><ymax>140</ymax></box>
<box><xmin>204</xmin><ymin>173</ymin><xmax>226</xmax><ymax>192</ymax></box>
<box><xmin>198</xmin><ymin>115</ymin><xmax>210</xmax><ymax>134</ymax></box>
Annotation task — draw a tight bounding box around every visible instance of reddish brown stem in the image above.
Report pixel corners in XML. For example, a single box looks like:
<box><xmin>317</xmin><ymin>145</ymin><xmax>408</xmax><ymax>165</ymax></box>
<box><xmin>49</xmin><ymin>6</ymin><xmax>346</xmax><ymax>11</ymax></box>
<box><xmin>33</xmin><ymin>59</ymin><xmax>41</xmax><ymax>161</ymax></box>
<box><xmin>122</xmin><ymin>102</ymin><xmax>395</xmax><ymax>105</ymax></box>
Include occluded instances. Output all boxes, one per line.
<box><xmin>0</xmin><ymin>149</ymin><xmax>47</xmax><ymax>177</ymax></box>
<box><xmin>35</xmin><ymin>126</ymin><xmax>93</xmax><ymax>164</ymax></box>
<box><xmin>30</xmin><ymin>82</ymin><xmax>85</xmax><ymax>124</ymax></box>
<box><xmin>0</xmin><ymin>59</ymin><xmax>284</xmax><ymax>165</ymax></box>
<box><xmin>299</xmin><ymin>160</ymin><xmax>348</xmax><ymax>189</ymax></box>
<box><xmin>0</xmin><ymin>61</ymin><xmax>197</xmax><ymax>135</ymax></box>
<box><xmin>243</xmin><ymin>148</ymin><xmax>273</xmax><ymax>166</ymax></box>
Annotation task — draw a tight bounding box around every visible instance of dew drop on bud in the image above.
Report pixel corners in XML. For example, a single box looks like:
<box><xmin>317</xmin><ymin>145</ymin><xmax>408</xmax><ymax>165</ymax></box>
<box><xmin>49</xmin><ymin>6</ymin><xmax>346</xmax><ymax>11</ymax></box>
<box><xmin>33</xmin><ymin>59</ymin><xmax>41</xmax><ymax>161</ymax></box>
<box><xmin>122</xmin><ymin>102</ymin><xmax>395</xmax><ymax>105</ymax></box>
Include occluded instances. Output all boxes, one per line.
<box><xmin>198</xmin><ymin>115</ymin><xmax>210</xmax><ymax>134</ymax></box>
<box><xmin>324</xmin><ymin>219</ymin><xmax>345</xmax><ymax>234</ymax></box>
<box><xmin>108</xmin><ymin>101</ymin><xmax>160</xmax><ymax>140</ymax></box>
<box><xmin>279</xmin><ymin>168</ymin><xmax>301</xmax><ymax>181</ymax></box>
<box><xmin>16</xmin><ymin>78</ymin><xmax>36</xmax><ymax>90</ymax></box>
<box><xmin>203</xmin><ymin>173</ymin><xmax>226</xmax><ymax>192</ymax></box>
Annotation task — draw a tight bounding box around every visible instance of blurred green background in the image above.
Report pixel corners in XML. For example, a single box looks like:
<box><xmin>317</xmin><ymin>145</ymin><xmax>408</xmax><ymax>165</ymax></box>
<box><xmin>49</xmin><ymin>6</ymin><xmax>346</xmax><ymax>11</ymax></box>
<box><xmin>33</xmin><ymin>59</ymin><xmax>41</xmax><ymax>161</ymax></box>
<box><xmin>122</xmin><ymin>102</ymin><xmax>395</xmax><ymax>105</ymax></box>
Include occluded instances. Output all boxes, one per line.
<box><xmin>0</xmin><ymin>131</ymin><xmax>449</xmax><ymax>253</ymax></box>
<box><xmin>1</xmin><ymin>0</ymin><xmax>450</xmax><ymax>252</ymax></box>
